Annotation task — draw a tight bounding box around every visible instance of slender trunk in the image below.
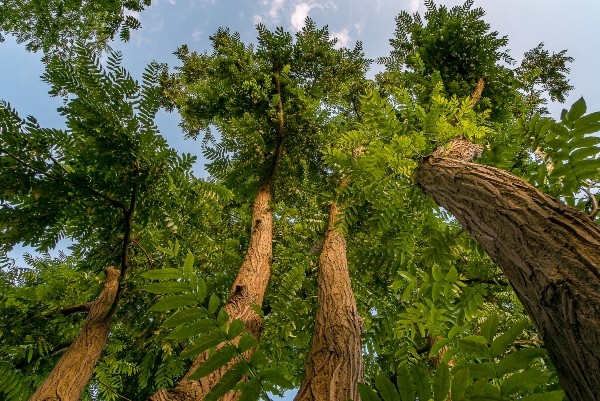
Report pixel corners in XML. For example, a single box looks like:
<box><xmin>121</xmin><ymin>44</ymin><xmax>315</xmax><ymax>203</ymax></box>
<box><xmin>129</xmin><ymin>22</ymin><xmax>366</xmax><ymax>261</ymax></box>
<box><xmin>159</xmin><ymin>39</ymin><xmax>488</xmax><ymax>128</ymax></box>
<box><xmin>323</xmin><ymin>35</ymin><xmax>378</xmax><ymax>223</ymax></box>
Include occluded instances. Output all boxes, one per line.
<box><xmin>294</xmin><ymin>201</ymin><xmax>364</xmax><ymax>401</ymax></box>
<box><xmin>30</xmin><ymin>268</ymin><xmax>120</xmax><ymax>401</ymax></box>
<box><xmin>416</xmin><ymin>153</ymin><xmax>600</xmax><ymax>401</ymax></box>
<box><xmin>150</xmin><ymin>182</ymin><xmax>274</xmax><ymax>401</ymax></box>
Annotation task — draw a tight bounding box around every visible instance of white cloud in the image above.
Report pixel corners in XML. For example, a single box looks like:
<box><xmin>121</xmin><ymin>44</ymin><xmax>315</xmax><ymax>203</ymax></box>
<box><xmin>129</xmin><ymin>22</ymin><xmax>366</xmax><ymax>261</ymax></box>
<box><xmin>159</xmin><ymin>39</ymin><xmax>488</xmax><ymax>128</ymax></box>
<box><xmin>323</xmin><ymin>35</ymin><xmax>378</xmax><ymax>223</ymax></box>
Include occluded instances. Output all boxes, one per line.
<box><xmin>265</xmin><ymin>0</ymin><xmax>285</xmax><ymax>19</ymax></box>
<box><xmin>168</xmin><ymin>0</ymin><xmax>176</xmax><ymax>4</ymax></box>
<box><xmin>192</xmin><ymin>29</ymin><xmax>203</xmax><ymax>42</ymax></box>
<box><xmin>409</xmin><ymin>0</ymin><xmax>421</xmax><ymax>12</ymax></box>
<box><xmin>291</xmin><ymin>2</ymin><xmax>316</xmax><ymax>31</ymax></box>
<box><xmin>330</xmin><ymin>28</ymin><xmax>351</xmax><ymax>49</ymax></box>
<box><xmin>253</xmin><ymin>14</ymin><xmax>264</xmax><ymax>25</ymax></box>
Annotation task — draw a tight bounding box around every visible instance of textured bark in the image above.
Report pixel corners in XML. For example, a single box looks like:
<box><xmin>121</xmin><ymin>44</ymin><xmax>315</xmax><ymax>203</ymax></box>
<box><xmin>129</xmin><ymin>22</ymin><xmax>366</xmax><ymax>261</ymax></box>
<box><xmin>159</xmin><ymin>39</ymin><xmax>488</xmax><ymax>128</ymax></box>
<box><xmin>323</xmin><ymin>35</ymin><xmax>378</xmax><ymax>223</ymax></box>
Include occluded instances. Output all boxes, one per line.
<box><xmin>416</xmin><ymin>156</ymin><xmax>600</xmax><ymax>401</ymax></box>
<box><xmin>294</xmin><ymin>202</ymin><xmax>364</xmax><ymax>401</ymax></box>
<box><xmin>30</xmin><ymin>268</ymin><xmax>120</xmax><ymax>401</ymax></box>
<box><xmin>150</xmin><ymin>182</ymin><xmax>274</xmax><ymax>401</ymax></box>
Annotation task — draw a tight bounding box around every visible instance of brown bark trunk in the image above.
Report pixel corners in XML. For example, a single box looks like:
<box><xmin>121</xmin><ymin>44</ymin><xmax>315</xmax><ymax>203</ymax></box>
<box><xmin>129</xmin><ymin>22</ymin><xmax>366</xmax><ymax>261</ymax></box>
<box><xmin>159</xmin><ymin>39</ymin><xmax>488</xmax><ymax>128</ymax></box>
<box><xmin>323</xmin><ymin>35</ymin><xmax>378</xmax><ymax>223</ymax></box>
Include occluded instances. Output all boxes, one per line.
<box><xmin>30</xmin><ymin>268</ymin><xmax>120</xmax><ymax>401</ymax></box>
<box><xmin>294</xmin><ymin>202</ymin><xmax>364</xmax><ymax>401</ymax></box>
<box><xmin>150</xmin><ymin>182</ymin><xmax>274</xmax><ymax>401</ymax></box>
<box><xmin>416</xmin><ymin>155</ymin><xmax>600</xmax><ymax>401</ymax></box>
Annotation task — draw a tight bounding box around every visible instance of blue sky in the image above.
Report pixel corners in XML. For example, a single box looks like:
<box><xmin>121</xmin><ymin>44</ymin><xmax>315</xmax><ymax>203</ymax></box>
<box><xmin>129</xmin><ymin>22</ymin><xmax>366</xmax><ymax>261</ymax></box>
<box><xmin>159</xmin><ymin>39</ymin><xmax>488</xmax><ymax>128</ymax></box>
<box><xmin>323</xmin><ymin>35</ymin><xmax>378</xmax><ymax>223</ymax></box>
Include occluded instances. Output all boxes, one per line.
<box><xmin>2</xmin><ymin>0</ymin><xmax>599</xmax><ymax>169</ymax></box>
<box><xmin>1</xmin><ymin>1</ymin><xmax>599</xmax><ymax>398</ymax></box>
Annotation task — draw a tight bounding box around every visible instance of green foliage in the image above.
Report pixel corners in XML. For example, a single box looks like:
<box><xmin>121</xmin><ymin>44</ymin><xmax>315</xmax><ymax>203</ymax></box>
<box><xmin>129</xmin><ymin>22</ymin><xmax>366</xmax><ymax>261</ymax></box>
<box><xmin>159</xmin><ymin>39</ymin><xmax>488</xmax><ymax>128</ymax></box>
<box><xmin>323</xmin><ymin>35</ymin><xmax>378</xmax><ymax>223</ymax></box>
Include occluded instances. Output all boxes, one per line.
<box><xmin>358</xmin><ymin>315</ymin><xmax>563</xmax><ymax>401</ymax></box>
<box><xmin>484</xmin><ymin>97</ymin><xmax>600</xmax><ymax>214</ymax></box>
<box><xmin>379</xmin><ymin>0</ymin><xmax>519</xmax><ymax>122</ymax></box>
<box><xmin>0</xmin><ymin>0</ymin><xmax>151</xmax><ymax>55</ymax></box>
<box><xmin>144</xmin><ymin>251</ymin><xmax>292</xmax><ymax>401</ymax></box>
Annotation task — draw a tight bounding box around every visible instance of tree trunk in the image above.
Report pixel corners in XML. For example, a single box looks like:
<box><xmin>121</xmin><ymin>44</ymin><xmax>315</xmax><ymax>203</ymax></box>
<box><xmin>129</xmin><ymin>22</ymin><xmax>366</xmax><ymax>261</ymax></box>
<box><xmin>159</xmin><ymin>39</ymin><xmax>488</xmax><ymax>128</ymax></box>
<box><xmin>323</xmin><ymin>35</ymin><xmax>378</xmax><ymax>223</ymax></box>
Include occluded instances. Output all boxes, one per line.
<box><xmin>416</xmin><ymin>155</ymin><xmax>600</xmax><ymax>401</ymax></box>
<box><xmin>30</xmin><ymin>268</ymin><xmax>120</xmax><ymax>401</ymax></box>
<box><xmin>294</xmin><ymin>201</ymin><xmax>364</xmax><ymax>401</ymax></box>
<box><xmin>150</xmin><ymin>182</ymin><xmax>274</xmax><ymax>401</ymax></box>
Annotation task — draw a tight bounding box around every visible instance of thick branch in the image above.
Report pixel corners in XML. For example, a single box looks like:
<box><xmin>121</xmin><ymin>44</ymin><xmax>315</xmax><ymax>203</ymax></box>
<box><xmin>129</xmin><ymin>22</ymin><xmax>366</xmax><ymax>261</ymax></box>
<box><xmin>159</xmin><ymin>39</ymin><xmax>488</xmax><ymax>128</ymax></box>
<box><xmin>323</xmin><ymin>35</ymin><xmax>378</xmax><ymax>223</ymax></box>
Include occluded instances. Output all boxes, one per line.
<box><xmin>416</xmin><ymin>154</ymin><xmax>600</xmax><ymax>401</ymax></box>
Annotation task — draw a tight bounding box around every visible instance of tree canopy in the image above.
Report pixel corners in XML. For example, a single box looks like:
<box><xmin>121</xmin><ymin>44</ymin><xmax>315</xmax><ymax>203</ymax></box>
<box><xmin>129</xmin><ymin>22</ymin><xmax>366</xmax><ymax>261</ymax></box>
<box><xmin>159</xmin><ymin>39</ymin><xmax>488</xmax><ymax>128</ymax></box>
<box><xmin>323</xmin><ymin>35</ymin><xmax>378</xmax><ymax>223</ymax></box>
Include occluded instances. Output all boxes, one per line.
<box><xmin>1</xmin><ymin>2</ymin><xmax>599</xmax><ymax>401</ymax></box>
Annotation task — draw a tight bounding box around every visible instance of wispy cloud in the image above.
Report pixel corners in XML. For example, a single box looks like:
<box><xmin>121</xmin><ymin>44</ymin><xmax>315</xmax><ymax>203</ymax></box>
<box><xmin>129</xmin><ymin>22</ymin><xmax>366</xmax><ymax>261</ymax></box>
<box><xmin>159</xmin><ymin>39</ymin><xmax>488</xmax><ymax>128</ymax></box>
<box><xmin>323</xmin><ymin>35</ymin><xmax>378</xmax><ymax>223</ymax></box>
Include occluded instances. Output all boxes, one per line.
<box><xmin>192</xmin><ymin>29</ymin><xmax>203</xmax><ymax>42</ymax></box>
<box><xmin>330</xmin><ymin>28</ymin><xmax>351</xmax><ymax>49</ymax></box>
<box><xmin>408</xmin><ymin>0</ymin><xmax>421</xmax><ymax>12</ymax></box>
<box><xmin>291</xmin><ymin>2</ymin><xmax>318</xmax><ymax>31</ymax></box>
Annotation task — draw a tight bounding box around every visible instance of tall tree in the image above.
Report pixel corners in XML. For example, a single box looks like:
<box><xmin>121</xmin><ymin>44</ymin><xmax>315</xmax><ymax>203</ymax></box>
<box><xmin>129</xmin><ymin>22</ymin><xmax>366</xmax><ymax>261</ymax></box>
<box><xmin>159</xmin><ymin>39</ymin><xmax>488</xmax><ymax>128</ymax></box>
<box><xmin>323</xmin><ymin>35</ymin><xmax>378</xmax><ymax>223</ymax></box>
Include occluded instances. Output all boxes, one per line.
<box><xmin>0</xmin><ymin>45</ymin><xmax>205</xmax><ymax>400</ymax></box>
<box><xmin>150</xmin><ymin>20</ymin><xmax>369</xmax><ymax>400</ymax></box>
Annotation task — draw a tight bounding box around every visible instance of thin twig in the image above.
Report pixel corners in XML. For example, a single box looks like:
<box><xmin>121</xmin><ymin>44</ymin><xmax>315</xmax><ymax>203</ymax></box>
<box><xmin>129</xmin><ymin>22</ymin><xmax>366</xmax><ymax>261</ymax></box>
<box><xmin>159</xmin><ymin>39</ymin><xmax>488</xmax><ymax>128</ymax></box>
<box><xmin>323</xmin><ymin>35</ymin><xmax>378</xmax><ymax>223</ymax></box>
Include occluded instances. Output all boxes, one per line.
<box><xmin>132</xmin><ymin>237</ymin><xmax>153</xmax><ymax>267</ymax></box>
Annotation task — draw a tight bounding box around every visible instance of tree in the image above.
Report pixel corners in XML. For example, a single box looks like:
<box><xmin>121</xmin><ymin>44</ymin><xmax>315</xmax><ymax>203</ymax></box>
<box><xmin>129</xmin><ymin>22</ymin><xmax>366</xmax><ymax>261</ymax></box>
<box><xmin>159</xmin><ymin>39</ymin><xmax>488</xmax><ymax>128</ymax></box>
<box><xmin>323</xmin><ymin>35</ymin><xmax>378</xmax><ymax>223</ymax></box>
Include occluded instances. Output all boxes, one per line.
<box><xmin>0</xmin><ymin>0</ymin><xmax>150</xmax><ymax>55</ymax></box>
<box><xmin>2</xmin><ymin>2</ymin><xmax>598</xmax><ymax>401</ymax></box>
<box><xmin>149</xmin><ymin>20</ymin><xmax>369</xmax><ymax>400</ymax></box>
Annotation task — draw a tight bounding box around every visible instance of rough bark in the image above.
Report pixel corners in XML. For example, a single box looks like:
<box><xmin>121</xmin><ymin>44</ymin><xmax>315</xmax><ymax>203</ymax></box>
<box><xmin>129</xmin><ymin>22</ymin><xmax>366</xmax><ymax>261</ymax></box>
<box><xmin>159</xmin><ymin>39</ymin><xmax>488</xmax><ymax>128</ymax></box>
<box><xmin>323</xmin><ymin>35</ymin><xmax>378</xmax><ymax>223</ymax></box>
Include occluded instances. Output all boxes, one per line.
<box><xmin>416</xmin><ymin>155</ymin><xmax>600</xmax><ymax>401</ymax></box>
<box><xmin>30</xmin><ymin>268</ymin><xmax>120</xmax><ymax>401</ymax></box>
<box><xmin>294</xmin><ymin>202</ymin><xmax>364</xmax><ymax>401</ymax></box>
<box><xmin>150</xmin><ymin>183</ymin><xmax>274</xmax><ymax>401</ymax></box>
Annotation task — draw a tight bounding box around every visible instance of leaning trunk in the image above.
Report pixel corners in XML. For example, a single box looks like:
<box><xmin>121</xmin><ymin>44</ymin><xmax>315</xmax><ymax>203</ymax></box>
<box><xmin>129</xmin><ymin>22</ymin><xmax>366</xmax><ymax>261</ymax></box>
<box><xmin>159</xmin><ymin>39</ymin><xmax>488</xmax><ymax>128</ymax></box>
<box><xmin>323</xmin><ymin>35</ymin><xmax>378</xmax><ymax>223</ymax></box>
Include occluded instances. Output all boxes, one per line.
<box><xmin>416</xmin><ymin>155</ymin><xmax>600</xmax><ymax>401</ymax></box>
<box><xmin>294</xmin><ymin>201</ymin><xmax>364</xmax><ymax>401</ymax></box>
<box><xmin>150</xmin><ymin>182</ymin><xmax>274</xmax><ymax>401</ymax></box>
<box><xmin>30</xmin><ymin>268</ymin><xmax>120</xmax><ymax>401</ymax></box>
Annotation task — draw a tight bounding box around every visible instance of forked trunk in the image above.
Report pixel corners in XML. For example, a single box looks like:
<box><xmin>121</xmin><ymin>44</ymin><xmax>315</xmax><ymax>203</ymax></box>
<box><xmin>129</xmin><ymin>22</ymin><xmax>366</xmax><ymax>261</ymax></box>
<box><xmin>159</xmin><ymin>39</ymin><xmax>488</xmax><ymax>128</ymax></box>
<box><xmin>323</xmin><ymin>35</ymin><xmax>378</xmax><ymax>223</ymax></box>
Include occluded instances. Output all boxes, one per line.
<box><xmin>30</xmin><ymin>268</ymin><xmax>120</xmax><ymax>401</ymax></box>
<box><xmin>416</xmin><ymin>154</ymin><xmax>600</xmax><ymax>401</ymax></box>
<box><xmin>294</xmin><ymin>201</ymin><xmax>364</xmax><ymax>401</ymax></box>
<box><xmin>150</xmin><ymin>182</ymin><xmax>274</xmax><ymax>401</ymax></box>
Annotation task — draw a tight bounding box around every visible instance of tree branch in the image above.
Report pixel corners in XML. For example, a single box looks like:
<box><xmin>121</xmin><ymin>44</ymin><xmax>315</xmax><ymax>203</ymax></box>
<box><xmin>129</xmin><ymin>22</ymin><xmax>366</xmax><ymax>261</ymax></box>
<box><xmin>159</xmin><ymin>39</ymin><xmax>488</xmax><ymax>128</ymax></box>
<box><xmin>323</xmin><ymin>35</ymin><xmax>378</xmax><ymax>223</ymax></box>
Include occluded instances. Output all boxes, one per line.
<box><xmin>1</xmin><ymin>146</ymin><xmax>127</xmax><ymax>211</ymax></box>
<box><xmin>583</xmin><ymin>187</ymin><xmax>598</xmax><ymax>220</ymax></box>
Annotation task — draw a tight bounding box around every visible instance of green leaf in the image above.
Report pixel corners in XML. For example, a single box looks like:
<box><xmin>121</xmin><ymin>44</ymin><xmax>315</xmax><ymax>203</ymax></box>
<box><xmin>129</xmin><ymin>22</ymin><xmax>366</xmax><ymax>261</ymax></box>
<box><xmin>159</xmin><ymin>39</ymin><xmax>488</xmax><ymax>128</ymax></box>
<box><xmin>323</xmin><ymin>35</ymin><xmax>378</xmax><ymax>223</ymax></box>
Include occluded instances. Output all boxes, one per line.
<box><xmin>433</xmin><ymin>362</ymin><xmax>450</xmax><ymax>401</ymax></box>
<box><xmin>458</xmin><ymin>338</ymin><xmax>490</xmax><ymax>358</ymax></box>
<box><xmin>228</xmin><ymin>319</ymin><xmax>245</xmax><ymax>338</ymax></box>
<box><xmin>237</xmin><ymin>380</ymin><xmax>262</xmax><ymax>401</ymax></box>
<box><xmin>357</xmin><ymin>383</ymin><xmax>383</xmax><ymax>401</ymax></box>
<box><xmin>208</xmin><ymin>293</ymin><xmax>220</xmax><ymax>314</ymax></box>
<box><xmin>237</xmin><ymin>333</ymin><xmax>257</xmax><ymax>353</ymax></box>
<box><xmin>144</xmin><ymin>281</ymin><xmax>190</xmax><ymax>294</ymax></box>
<box><xmin>204</xmin><ymin>361</ymin><xmax>248</xmax><ymax>401</ymax></box>
<box><xmin>480</xmin><ymin>314</ymin><xmax>499</xmax><ymax>343</ymax></box>
<box><xmin>375</xmin><ymin>373</ymin><xmax>401</xmax><ymax>401</ymax></box>
<box><xmin>180</xmin><ymin>331</ymin><xmax>227</xmax><ymax>359</ymax></box>
<box><xmin>249</xmin><ymin>350</ymin><xmax>268</xmax><ymax>366</ymax></box>
<box><xmin>450</xmin><ymin>368</ymin><xmax>469</xmax><ymax>401</ymax></box>
<box><xmin>499</xmin><ymin>367</ymin><xmax>550</xmax><ymax>395</ymax></box>
<box><xmin>567</xmin><ymin>97</ymin><xmax>587</xmax><ymax>122</ymax></box>
<box><xmin>162</xmin><ymin>307</ymin><xmax>207</xmax><ymax>328</ymax></box>
<box><xmin>196</xmin><ymin>278</ymin><xmax>207</xmax><ymax>303</ymax></box>
<box><xmin>167</xmin><ymin>319</ymin><xmax>218</xmax><ymax>339</ymax></box>
<box><xmin>150</xmin><ymin>294</ymin><xmax>199</xmax><ymax>311</ymax></box>
<box><xmin>495</xmin><ymin>347</ymin><xmax>547</xmax><ymax>376</ymax></box>
<box><xmin>217</xmin><ymin>308</ymin><xmax>229</xmax><ymax>326</ymax></box>
<box><xmin>491</xmin><ymin>320</ymin><xmax>526</xmax><ymax>356</ymax></box>
<box><xmin>143</xmin><ymin>268</ymin><xmax>183</xmax><ymax>280</ymax></box>
<box><xmin>429</xmin><ymin>338</ymin><xmax>451</xmax><ymax>357</ymax></box>
<box><xmin>396</xmin><ymin>365</ymin><xmax>415</xmax><ymax>401</ymax></box>
<box><xmin>188</xmin><ymin>344</ymin><xmax>238</xmax><ymax>379</ymax></box>
<box><xmin>411</xmin><ymin>364</ymin><xmax>431</xmax><ymax>401</ymax></box>
<box><xmin>183</xmin><ymin>251</ymin><xmax>194</xmax><ymax>279</ymax></box>
<box><xmin>570</xmin><ymin>146</ymin><xmax>599</xmax><ymax>162</ymax></box>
